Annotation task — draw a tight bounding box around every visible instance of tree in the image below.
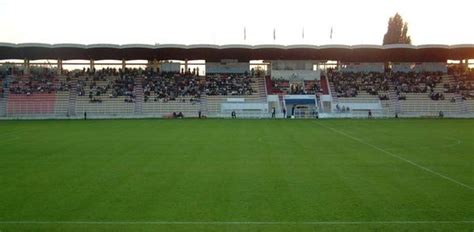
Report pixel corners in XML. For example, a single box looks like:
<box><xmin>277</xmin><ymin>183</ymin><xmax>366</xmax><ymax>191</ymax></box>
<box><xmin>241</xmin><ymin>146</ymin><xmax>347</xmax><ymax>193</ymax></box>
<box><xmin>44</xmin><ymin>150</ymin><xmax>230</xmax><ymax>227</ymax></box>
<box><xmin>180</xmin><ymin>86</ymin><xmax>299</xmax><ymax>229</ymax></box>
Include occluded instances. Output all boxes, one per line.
<box><xmin>383</xmin><ymin>13</ymin><xmax>412</xmax><ymax>45</ymax></box>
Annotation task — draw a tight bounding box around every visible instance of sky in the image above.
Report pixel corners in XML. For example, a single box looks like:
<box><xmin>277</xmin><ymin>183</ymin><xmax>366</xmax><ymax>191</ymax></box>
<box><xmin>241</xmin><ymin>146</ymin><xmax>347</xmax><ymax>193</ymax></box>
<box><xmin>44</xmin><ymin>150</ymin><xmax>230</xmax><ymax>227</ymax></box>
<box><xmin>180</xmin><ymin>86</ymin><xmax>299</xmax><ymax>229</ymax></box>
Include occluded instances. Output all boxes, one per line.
<box><xmin>0</xmin><ymin>0</ymin><xmax>473</xmax><ymax>46</ymax></box>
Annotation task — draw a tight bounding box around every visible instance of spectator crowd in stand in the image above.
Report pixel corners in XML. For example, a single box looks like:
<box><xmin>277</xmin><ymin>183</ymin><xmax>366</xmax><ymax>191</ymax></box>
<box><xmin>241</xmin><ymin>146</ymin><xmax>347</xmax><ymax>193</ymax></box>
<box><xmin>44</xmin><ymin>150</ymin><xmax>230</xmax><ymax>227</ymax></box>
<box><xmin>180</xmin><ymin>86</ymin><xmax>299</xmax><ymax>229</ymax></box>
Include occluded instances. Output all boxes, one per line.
<box><xmin>6</xmin><ymin>65</ymin><xmax>471</xmax><ymax>104</ymax></box>
<box><xmin>75</xmin><ymin>67</ymin><xmax>136</xmax><ymax>103</ymax></box>
<box><xmin>74</xmin><ymin>68</ymin><xmax>258</xmax><ymax>104</ymax></box>
<box><xmin>143</xmin><ymin>73</ymin><xmax>203</xmax><ymax>103</ymax></box>
<box><xmin>142</xmin><ymin>72</ymin><xmax>256</xmax><ymax>103</ymax></box>
<box><xmin>8</xmin><ymin>69</ymin><xmax>72</xmax><ymax>95</ymax></box>
<box><xmin>390</xmin><ymin>72</ymin><xmax>443</xmax><ymax>101</ymax></box>
<box><xmin>390</xmin><ymin>72</ymin><xmax>441</xmax><ymax>93</ymax></box>
<box><xmin>327</xmin><ymin>70</ymin><xmax>389</xmax><ymax>98</ymax></box>
<box><xmin>327</xmin><ymin>69</ymin><xmax>448</xmax><ymax>101</ymax></box>
<box><xmin>444</xmin><ymin>70</ymin><xmax>474</xmax><ymax>100</ymax></box>
<box><xmin>205</xmin><ymin>74</ymin><xmax>254</xmax><ymax>96</ymax></box>
<box><xmin>270</xmin><ymin>79</ymin><xmax>322</xmax><ymax>95</ymax></box>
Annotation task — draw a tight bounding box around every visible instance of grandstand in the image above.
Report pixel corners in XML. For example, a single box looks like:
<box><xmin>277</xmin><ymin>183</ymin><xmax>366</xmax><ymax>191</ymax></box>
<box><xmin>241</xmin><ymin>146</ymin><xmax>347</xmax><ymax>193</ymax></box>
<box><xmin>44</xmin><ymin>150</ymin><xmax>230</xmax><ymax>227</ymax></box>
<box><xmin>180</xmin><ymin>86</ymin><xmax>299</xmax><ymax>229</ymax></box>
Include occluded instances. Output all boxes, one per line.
<box><xmin>74</xmin><ymin>73</ymin><xmax>136</xmax><ymax>117</ymax></box>
<box><xmin>0</xmin><ymin>43</ymin><xmax>473</xmax><ymax>119</ymax></box>
<box><xmin>1</xmin><ymin>43</ymin><xmax>473</xmax><ymax>232</ymax></box>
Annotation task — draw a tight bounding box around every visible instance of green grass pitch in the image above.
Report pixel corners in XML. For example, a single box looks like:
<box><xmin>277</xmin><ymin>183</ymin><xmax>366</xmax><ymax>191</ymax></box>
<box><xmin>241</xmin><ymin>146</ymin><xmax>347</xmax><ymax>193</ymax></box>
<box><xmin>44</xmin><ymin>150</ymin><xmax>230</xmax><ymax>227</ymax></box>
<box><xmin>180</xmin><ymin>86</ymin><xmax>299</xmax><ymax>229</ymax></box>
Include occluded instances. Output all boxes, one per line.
<box><xmin>0</xmin><ymin>119</ymin><xmax>472</xmax><ymax>231</ymax></box>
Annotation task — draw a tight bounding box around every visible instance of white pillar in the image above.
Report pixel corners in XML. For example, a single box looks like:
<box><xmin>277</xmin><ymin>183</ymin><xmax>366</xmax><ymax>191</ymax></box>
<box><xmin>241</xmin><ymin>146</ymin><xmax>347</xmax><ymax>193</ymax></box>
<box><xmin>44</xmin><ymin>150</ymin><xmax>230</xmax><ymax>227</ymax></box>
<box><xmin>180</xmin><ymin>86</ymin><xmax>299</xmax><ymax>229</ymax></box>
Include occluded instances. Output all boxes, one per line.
<box><xmin>57</xmin><ymin>59</ymin><xmax>63</xmax><ymax>75</ymax></box>
<box><xmin>268</xmin><ymin>62</ymin><xmax>272</xmax><ymax>77</ymax></box>
<box><xmin>184</xmin><ymin>59</ymin><xmax>189</xmax><ymax>74</ymax></box>
<box><xmin>24</xmin><ymin>59</ymin><xmax>30</xmax><ymax>74</ymax></box>
<box><xmin>147</xmin><ymin>60</ymin><xmax>155</xmax><ymax>72</ymax></box>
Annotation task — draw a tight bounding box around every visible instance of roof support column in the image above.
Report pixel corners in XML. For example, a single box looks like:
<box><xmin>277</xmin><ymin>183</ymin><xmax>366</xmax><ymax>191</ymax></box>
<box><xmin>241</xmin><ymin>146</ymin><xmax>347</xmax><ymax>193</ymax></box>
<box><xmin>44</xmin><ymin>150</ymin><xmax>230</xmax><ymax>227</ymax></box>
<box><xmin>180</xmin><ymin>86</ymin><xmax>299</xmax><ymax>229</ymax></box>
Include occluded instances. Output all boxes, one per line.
<box><xmin>147</xmin><ymin>59</ymin><xmax>158</xmax><ymax>72</ymax></box>
<box><xmin>267</xmin><ymin>62</ymin><xmax>272</xmax><ymax>76</ymax></box>
<box><xmin>459</xmin><ymin>59</ymin><xmax>467</xmax><ymax>70</ymax></box>
<box><xmin>23</xmin><ymin>59</ymin><xmax>30</xmax><ymax>75</ymax></box>
<box><xmin>122</xmin><ymin>59</ymin><xmax>126</xmax><ymax>70</ymax></box>
<box><xmin>184</xmin><ymin>59</ymin><xmax>188</xmax><ymax>74</ymax></box>
<box><xmin>153</xmin><ymin>59</ymin><xmax>158</xmax><ymax>73</ymax></box>
<box><xmin>57</xmin><ymin>59</ymin><xmax>63</xmax><ymax>75</ymax></box>
<box><xmin>90</xmin><ymin>59</ymin><xmax>95</xmax><ymax>71</ymax></box>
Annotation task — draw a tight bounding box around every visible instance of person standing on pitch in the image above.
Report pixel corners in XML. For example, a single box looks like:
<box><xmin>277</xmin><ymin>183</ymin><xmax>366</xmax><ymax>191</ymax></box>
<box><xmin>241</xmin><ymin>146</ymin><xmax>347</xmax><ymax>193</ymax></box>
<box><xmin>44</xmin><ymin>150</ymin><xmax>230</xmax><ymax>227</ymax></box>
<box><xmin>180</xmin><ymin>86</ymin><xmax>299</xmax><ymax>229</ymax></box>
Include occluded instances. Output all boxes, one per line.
<box><xmin>84</xmin><ymin>111</ymin><xmax>87</xmax><ymax>120</ymax></box>
<box><xmin>271</xmin><ymin>107</ymin><xmax>276</xmax><ymax>118</ymax></box>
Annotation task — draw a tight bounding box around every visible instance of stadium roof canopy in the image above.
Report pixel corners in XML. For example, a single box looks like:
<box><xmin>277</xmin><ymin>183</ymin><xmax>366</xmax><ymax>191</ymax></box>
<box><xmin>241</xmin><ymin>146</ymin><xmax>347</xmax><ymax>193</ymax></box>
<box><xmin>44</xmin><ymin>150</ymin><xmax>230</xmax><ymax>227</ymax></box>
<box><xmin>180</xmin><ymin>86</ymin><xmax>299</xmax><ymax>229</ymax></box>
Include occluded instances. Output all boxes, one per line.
<box><xmin>0</xmin><ymin>43</ymin><xmax>473</xmax><ymax>62</ymax></box>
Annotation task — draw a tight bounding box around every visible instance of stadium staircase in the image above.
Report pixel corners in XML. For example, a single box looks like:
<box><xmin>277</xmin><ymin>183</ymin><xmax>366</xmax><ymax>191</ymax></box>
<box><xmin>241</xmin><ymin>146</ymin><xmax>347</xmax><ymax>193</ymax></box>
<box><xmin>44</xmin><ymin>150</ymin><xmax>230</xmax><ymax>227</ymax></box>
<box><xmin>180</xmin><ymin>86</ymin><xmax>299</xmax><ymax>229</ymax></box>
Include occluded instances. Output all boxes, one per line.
<box><xmin>328</xmin><ymin>82</ymin><xmax>339</xmax><ymax>105</ymax></box>
<box><xmin>320</xmin><ymin>75</ymin><xmax>330</xmax><ymax>95</ymax></box>
<box><xmin>447</xmin><ymin>76</ymin><xmax>468</xmax><ymax>114</ymax></box>
<box><xmin>67</xmin><ymin>79</ymin><xmax>78</xmax><ymax>116</ymax></box>
<box><xmin>387</xmin><ymin>82</ymin><xmax>401</xmax><ymax>114</ymax></box>
<box><xmin>134</xmin><ymin>77</ymin><xmax>144</xmax><ymax>114</ymax></box>
<box><xmin>264</xmin><ymin>76</ymin><xmax>273</xmax><ymax>94</ymax></box>
<box><xmin>257</xmin><ymin>77</ymin><xmax>267</xmax><ymax>101</ymax></box>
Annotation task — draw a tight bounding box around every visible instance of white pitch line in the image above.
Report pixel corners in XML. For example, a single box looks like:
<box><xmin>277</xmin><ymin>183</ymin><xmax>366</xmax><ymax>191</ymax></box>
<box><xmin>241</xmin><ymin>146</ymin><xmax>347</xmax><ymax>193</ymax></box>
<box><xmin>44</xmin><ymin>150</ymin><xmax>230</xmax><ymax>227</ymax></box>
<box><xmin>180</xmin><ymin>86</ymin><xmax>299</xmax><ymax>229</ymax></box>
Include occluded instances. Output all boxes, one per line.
<box><xmin>315</xmin><ymin>122</ymin><xmax>474</xmax><ymax>191</ymax></box>
<box><xmin>0</xmin><ymin>221</ymin><xmax>472</xmax><ymax>225</ymax></box>
<box><xmin>442</xmin><ymin>137</ymin><xmax>462</xmax><ymax>148</ymax></box>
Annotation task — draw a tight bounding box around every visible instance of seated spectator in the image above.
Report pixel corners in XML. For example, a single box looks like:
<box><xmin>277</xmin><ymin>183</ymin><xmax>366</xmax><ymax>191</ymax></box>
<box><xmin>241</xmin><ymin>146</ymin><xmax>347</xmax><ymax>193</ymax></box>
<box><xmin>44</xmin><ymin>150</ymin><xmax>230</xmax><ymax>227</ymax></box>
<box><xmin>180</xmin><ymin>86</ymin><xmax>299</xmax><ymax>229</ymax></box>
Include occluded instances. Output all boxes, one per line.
<box><xmin>205</xmin><ymin>74</ymin><xmax>254</xmax><ymax>96</ymax></box>
<box><xmin>327</xmin><ymin>71</ymin><xmax>389</xmax><ymax>98</ymax></box>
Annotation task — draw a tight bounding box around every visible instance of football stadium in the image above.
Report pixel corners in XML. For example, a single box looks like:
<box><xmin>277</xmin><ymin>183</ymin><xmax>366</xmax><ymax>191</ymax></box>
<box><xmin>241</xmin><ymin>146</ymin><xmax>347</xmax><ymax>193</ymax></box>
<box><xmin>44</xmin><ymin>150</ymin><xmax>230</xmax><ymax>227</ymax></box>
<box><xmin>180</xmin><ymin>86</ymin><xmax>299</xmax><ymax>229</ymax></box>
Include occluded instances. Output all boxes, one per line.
<box><xmin>0</xmin><ymin>1</ymin><xmax>473</xmax><ymax>231</ymax></box>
